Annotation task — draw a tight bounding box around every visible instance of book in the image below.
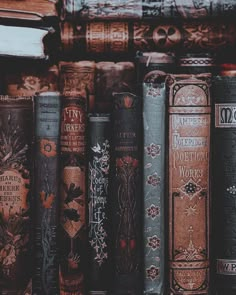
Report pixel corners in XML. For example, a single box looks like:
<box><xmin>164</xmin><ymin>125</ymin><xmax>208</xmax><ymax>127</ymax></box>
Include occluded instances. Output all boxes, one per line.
<box><xmin>32</xmin><ymin>92</ymin><xmax>61</xmax><ymax>294</ymax></box>
<box><xmin>59</xmin><ymin>86</ymin><xmax>88</xmax><ymax>294</ymax></box>
<box><xmin>143</xmin><ymin>82</ymin><xmax>166</xmax><ymax>295</ymax></box>
<box><xmin>212</xmin><ymin>75</ymin><xmax>236</xmax><ymax>294</ymax></box>
<box><xmin>60</xmin><ymin>20</ymin><xmax>236</xmax><ymax>58</ymax></box>
<box><xmin>0</xmin><ymin>96</ymin><xmax>33</xmax><ymax>294</ymax></box>
<box><xmin>110</xmin><ymin>92</ymin><xmax>142</xmax><ymax>294</ymax></box>
<box><xmin>88</xmin><ymin>114</ymin><xmax>111</xmax><ymax>294</ymax></box>
<box><xmin>167</xmin><ymin>74</ymin><xmax>211</xmax><ymax>294</ymax></box>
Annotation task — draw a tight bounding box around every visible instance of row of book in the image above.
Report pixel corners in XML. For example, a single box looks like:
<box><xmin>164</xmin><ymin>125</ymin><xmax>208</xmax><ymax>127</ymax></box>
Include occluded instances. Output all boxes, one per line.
<box><xmin>1</xmin><ymin>54</ymin><xmax>236</xmax><ymax>295</ymax></box>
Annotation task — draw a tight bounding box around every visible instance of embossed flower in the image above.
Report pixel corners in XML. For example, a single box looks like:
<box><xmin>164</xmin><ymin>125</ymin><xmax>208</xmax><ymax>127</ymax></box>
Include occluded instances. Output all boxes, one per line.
<box><xmin>146</xmin><ymin>172</ymin><xmax>161</xmax><ymax>186</ymax></box>
<box><xmin>0</xmin><ymin>244</ymin><xmax>16</xmax><ymax>266</ymax></box>
<box><xmin>146</xmin><ymin>265</ymin><xmax>159</xmax><ymax>281</ymax></box>
<box><xmin>147</xmin><ymin>205</ymin><xmax>160</xmax><ymax>219</ymax></box>
<box><xmin>184</xmin><ymin>182</ymin><xmax>197</xmax><ymax>194</ymax></box>
<box><xmin>22</xmin><ymin>76</ymin><xmax>40</xmax><ymax>90</ymax></box>
<box><xmin>145</xmin><ymin>143</ymin><xmax>161</xmax><ymax>158</ymax></box>
<box><xmin>40</xmin><ymin>139</ymin><xmax>57</xmax><ymax>157</ymax></box>
<box><xmin>147</xmin><ymin>235</ymin><xmax>160</xmax><ymax>250</ymax></box>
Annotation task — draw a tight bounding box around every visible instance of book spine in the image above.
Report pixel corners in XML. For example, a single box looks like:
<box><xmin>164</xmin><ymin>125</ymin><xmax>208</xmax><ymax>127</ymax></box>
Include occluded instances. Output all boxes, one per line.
<box><xmin>212</xmin><ymin>76</ymin><xmax>236</xmax><ymax>293</ymax></box>
<box><xmin>61</xmin><ymin>0</ymin><xmax>236</xmax><ymax>20</ymax></box>
<box><xmin>33</xmin><ymin>92</ymin><xmax>61</xmax><ymax>295</ymax></box>
<box><xmin>110</xmin><ymin>92</ymin><xmax>142</xmax><ymax>295</ymax></box>
<box><xmin>143</xmin><ymin>83</ymin><xmax>166</xmax><ymax>295</ymax></box>
<box><xmin>88</xmin><ymin>114</ymin><xmax>111</xmax><ymax>294</ymax></box>
<box><xmin>0</xmin><ymin>96</ymin><xmax>33</xmax><ymax>294</ymax></box>
<box><xmin>59</xmin><ymin>94</ymin><xmax>87</xmax><ymax>295</ymax></box>
<box><xmin>60</xmin><ymin>20</ymin><xmax>236</xmax><ymax>56</ymax></box>
<box><xmin>167</xmin><ymin>74</ymin><xmax>211</xmax><ymax>295</ymax></box>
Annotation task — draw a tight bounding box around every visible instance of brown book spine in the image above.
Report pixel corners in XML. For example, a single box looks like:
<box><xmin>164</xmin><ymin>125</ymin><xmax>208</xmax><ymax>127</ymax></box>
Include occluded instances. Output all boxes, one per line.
<box><xmin>59</xmin><ymin>84</ymin><xmax>88</xmax><ymax>294</ymax></box>
<box><xmin>0</xmin><ymin>96</ymin><xmax>33</xmax><ymax>294</ymax></box>
<box><xmin>167</xmin><ymin>74</ymin><xmax>211</xmax><ymax>294</ymax></box>
<box><xmin>60</xmin><ymin>20</ymin><xmax>236</xmax><ymax>57</ymax></box>
<box><xmin>59</xmin><ymin>61</ymin><xmax>96</xmax><ymax>112</ymax></box>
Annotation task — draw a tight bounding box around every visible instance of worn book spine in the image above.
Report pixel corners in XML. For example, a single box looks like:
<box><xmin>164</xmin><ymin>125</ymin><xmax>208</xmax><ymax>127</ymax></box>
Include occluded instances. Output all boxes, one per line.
<box><xmin>5</xmin><ymin>64</ymin><xmax>59</xmax><ymax>96</ymax></box>
<box><xmin>95</xmin><ymin>61</ymin><xmax>135</xmax><ymax>112</ymax></box>
<box><xmin>167</xmin><ymin>74</ymin><xmax>211</xmax><ymax>295</ymax></box>
<box><xmin>61</xmin><ymin>0</ymin><xmax>236</xmax><ymax>20</ymax></box>
<box><xmin>88</xmin><ymin>114</ymin><xmax>111</xmax><ymax>295</ymax></box>
<box><xmin>32</xmin><ymin>92</ymin><xmax>61</xmax><ymax>295</ymax></box>
<box><xmin>60</xmin><ymin>61</ymin><xmax>95</xmax><ymax>111</ymax></box>
<box><xmin>60</xmin><ymin>20</ymin><xmax>236</xmax><ymax>57</ymax></box>
<box><xmin>59</xmin><ymin>92</ymin><xmax>87</xmax><ymax>295</ymax></box>
<box><xmin>0</xmin><ymin>96</ymin><xmax>33</xmax><ymax>295</ymax></box>
<box><xmin>143</xmin><ymin>83</ymin><xmax>166</xmax><ymax>295</ymax></box>
<box><xmin>212</xmin><ymin>76</ymin><xmax>236</xmax><ymax>294</ymax></box>
<box><xmin>110</xmin><ymin>92</ymin><xmax>142</xmax><ymax>295</ymax></box>
<box><xmin>136</xmin><ymin>52</ymin><xmax>176</xmax><ymax>84</ymax></box>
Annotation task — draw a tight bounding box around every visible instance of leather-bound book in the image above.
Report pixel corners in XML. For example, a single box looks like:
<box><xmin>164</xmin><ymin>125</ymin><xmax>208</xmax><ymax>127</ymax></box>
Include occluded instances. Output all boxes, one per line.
<box><xmin>167</xmin><ymin>74</ymin><xmax>211</xmax><ymax>295</ymax></box>
<box><xmin>61</xmin><ymin>0</ymin><xmax>236</xmax><ymax>20</ymax></box>
<box><xmin>0</xmin><ymin>96</ymin><xmax>33</xmax><ymax>294</ymax></box>
<box><xmin>136</xmin><ymin>52</ymin><xmax>176</xmax><ymax>84</ymax></box>
<box><xmin>143</xmin><ymin>82</ymin><xmax>166</xmax><ymax>295</ymax></box>
<box><xmin>88</xmin><ymin>114</ymin><xmax>111</xmax><ymax>295</ymax></box>
<box><xmin>60</xmin><ymin>61</ymin><xmax>95</xmax><ymax>111</ymax></box>
<box><xmin>59</xmin><ymin>88</ymin><xmax>88</xmax><ymax>295</ymax></box>
<box><xmin>110</xmin><ymin>92</ymin><xmax>142</xmax><ymax>295</ymax></box>
<box><xmin>32</xmin><ymin>92</ymin><xmax>61</xmax><ymax>295</ymax></box>
<box><xmin>95</xmin><ymin>61</ymin><xmax>135</xmax><ymax>112</ymax></box>
<box><xmin>178</xmin><ymin>53</ymin><xmax>218</xmax><ymax>75</ymax></box>
<box><xmin>212</xmin><ymin>73</ymin><xmax>236</xmax><ymax>295</ymax></box>
<box><xmin>60</xmin><ymin>20</ymin><xmax>236</xmax><ymax>58</ymax></box>
<box><xmin>5</xmin><ymin>64</ymin><xmax>59</xmax><ymax>96</ymax></box>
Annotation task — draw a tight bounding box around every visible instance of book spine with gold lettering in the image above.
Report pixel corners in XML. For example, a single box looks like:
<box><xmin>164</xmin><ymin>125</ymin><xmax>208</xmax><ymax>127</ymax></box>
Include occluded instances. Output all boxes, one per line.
<box><xmin>32</xmin><ymin>92</ymin><xmax>61</xmax><ymax>295</ymax></box>
<box><xmin>59</xmin><ymin>88</ymin><xmax>88</xmax><ymax>295</ymax></box>
<box><xmin>212</xmin><ymin>76</ymin><xmax>236</xmax><ymax>295</ymax></box>
<box><xmin>88</xmin><ymin>114</ymin><xmax>111</xmax><ymax>295</ymax></box>
<box><xmin>0</xmin><ymin>96</ymin><xmax>33</xmax><ymax>294</ymax></box>
<box><xmin>110</xmin><ymin>92</ymin><xmax>142</xmax><ymax>295</ymax></box>
<box><xmin>167</xmin><ymin>74</ymin><xmax>211</xmax><ymax>295</ymax></box>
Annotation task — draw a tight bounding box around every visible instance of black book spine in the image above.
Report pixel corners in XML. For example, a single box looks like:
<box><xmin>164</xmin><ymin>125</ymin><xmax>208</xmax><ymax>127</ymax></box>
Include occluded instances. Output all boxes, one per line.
<box><xmin>88</xmin><ymin>114</ymin><xmax>111</xmax><ymax>295</ymax></box>
<box><xmin>110</xmin><ymin>92</ymin><xmax>142</xmax><ymax>295</ymax></box>
<box><xmin>33</xmin><ymin>92</ymin><xmax>61</xmax><ymax>295</ymax></box>
<box><xmin>213</xmin><ymin>76</ymin><xmax>236</xmax><ymax>293</ymax></box>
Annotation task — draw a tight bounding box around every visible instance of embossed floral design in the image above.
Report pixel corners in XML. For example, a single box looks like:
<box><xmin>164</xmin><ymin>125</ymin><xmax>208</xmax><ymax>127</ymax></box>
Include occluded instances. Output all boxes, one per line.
<box><xmin>184</xmin><ymin>182</ymin><xmax>197</xmax><ymax>194</ymax></box>
<box><xmin>147</xmin><ymin>235</ymin><xmax>160</xmax><ymax>250</ymax></box>
<box><xmin>68</xmin><ymin>253</ymin><xmax>80</xmax><ymax>270</ymax></box>
<box><xmin>145</xmin><ymin>143</ymin><xmax>161</xmax><ymax>158</ymax></box>
<box><xmin>0</xmin><ymin>244</ymin><xmax>16</xmax><ymax>266</ymax></box>
<box><xmin>40</xmin><ymin>191</ymin><xmax>55</xmax><ymax>209</ymax></box>
<box><xmin>40</xmin><ymin>139</ymin><xmax>57</xmax><ymax>157</ymax></box>
<box><xmin>227</xmin><ymin>185</ymin><xmax>236</xmax><ymax>195</ymax></box>
<box><xmin>146</xmin><ymin>265</ymin><xmax>159</xmax><ymax>281</ymax></box>
<box><xmin>89</xmin><ymin>225</ymin><xmax>108</xmax><ymax>266</ymax></box>
<box><xmin>124</xmin><ymin>95</ymin><xmax>133</xmax><ymax>108</ymax></box>
<box><xmin>146</xmin><ymin>172</ymin><xmax>161</xmax><ymax>186</ymax></box>
<box><xmin>91</xmin><ymin>140</ymin><xmax>110</xmax><ymax>175</ymax></box>
<box><xmin>116</xmin><ymin>156</ymin><xmax>138</xmax><ymax>168</ymax></box>
<box><xmin>147</xmin><ymin>204</ymin><xmax>160</xmax><ymax>219</ymax></box>
<box><xmin>21</xmin><ymin>76</ymin><xmax>41</xmax><ymax>91</ymax></box>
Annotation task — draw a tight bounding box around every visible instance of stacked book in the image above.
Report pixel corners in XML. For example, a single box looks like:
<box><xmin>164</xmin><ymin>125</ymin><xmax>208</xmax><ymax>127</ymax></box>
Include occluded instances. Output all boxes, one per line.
<box><xmin>0</xmin><ymin>1</ymin><xmax>236</xmax><ymax>295</ymax></box>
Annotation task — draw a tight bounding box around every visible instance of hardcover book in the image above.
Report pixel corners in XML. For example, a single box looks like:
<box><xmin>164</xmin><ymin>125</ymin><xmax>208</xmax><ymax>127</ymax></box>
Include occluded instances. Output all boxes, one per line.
<box><xmin>110</xmin><ymin>92</ymin><xmax>142</xmax><ymax>294</ymax></box>
<box><xmin>88</xmin><ymin>114</ymin><xmax>111</xmax><ymax>294</ymax></box>
<box><xmin>143</xmin><ymin>82</ymin><xmax>166</xmax><ymax>295</ymax></box>
<box><xmin>32</xmin><ymin>92</ymin><xmax>61</xmax><ymax>294</ymax></box>
<box><xmin>0</xmin><ymin>96</ymin><xmax>33</xmax><ymax>294</ymax></box>
<box><xmin>167</xmin><ymin>74</ymin><xmax>211</xmax><ymax>294</ymax></box>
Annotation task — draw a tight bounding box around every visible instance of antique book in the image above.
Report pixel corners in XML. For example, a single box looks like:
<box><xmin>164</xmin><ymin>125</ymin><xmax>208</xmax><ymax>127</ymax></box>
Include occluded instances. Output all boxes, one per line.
<box><xmin>60</xmin><ymin>61</ymin><xmax>95</xmax><ymax>111</ymax></box>
<box><xmin>59</xmin><ymin>89</ymin><xmax>88</xmax><ymax>294</ymax></box>
<box><xmin>212</xmin><ymin>75</ymin><xmax>236</xmax><ymax>294</ymax></box>
<box><xmin>136</xmin><ymin>52</ymin><xmax>176</xmax><ymax>84</ymax></box>
<box><xmin>110</xmin><ymin>92</ymin><xmax>142</xmax><ymax>294</ymax></box>
<box><xmin>32</xmin><ymin>92</ymin><xmax>61</xmax><ymax>294</ymax></box>
<box><xmin>178</xmin><ymin>53</ymin><xmax>218</xmax><ymax>75</ymax></box>
<box><xmin>60</xmin><ymin>20</ymin><xmax>236</xmax><ymax>58</ymax></box>
<box><xmin>61</xmin><ymin>0</ymin><xmax>236</xmax><ymax>20</ymax></box>
<box><xmin>95</xmin><ymin>61</ymin><xmax>135</xmax><ymax>112</ymax></box>
<box><xmin>143</xmin><ymin>82</ymin><xmax>166</xmax><ymax>295</ymax></box>
<box><xmin>88</xmin><ymin>114</ymin><xmax>111</xmax><ymax>295</ymax></box>
<box><xmin>167</xmin><ymin>74</ymin><xmax>211</xmax><ymax>294</ymax></box>
<box><xmin>5</xmin><ymin>63</ymin><xmax>59</xmax><ymax>96</ymax></box>
<box><xmin>0</xmin><ymin>96</ymin><xmax>33</xmax><ymax>294</ymax></box>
